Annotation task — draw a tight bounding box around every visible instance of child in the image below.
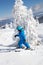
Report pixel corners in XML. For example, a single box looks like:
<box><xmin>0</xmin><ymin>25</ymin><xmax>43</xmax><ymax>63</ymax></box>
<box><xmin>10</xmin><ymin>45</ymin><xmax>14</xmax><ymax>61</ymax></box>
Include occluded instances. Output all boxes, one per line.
<box><xmin>15</xmin><ymin>26</ymin><xmax>31</xmax><ymax>49</ymax></box>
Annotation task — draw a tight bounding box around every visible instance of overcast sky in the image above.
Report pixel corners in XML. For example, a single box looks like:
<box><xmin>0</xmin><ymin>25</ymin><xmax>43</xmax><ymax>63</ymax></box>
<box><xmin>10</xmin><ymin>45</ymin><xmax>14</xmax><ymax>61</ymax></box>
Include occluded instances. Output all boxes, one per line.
<box><xmin>0</xmin><ymin>0</ymin><xmax>43</xmax><ymax>19</ymax></box>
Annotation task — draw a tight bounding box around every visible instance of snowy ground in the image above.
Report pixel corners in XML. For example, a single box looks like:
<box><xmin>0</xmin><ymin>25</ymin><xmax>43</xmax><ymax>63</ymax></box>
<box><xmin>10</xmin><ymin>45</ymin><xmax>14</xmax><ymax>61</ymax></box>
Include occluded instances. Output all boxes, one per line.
<box><xmin>0</xmin><ymin>23</ymin><xmax>43</xmax><ymax>65</ymax></box>
<box><xmin>0</xmin><ymin>45</ymin><xmax>43</xmax><ymax>65</ymax></box>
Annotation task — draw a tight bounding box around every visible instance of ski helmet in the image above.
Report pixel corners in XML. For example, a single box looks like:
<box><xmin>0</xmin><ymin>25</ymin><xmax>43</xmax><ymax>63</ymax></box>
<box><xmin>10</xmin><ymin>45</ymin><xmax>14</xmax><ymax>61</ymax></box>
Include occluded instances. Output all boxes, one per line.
<box><xmin>17</xmin><ymin>26</ymin><xmax>23</xmax><ymax>30</ymax></box>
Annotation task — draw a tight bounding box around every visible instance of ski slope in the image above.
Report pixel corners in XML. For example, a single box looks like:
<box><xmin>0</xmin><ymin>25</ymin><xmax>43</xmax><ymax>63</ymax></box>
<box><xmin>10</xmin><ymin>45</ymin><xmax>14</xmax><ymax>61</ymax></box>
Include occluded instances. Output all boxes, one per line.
<box><xmin>0</xmin><ymin>24</ymin><xmax>43</xmax><ymax>65</ymax></box>
<box><xmin>0</xmin><ymin>45</ymin><xmax>43</xmax><ymax>65</ymax></box>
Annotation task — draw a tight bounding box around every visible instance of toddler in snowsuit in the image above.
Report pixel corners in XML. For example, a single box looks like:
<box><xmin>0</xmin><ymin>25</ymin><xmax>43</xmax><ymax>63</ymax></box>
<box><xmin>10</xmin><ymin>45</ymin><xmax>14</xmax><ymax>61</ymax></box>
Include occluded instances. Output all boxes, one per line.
<box><xmin>15</xmin><ymin>26</ymin><xmax>30</xmax><ymax>49</ymax></box>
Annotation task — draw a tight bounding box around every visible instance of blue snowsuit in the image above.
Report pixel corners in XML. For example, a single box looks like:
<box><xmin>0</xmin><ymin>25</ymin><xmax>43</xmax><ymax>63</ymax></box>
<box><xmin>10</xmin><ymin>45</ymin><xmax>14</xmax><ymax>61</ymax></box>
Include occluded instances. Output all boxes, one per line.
<box><xmin>15</xmin><ymin>27</ymin><xmax>30</xmax><ymax>48</ymax></box>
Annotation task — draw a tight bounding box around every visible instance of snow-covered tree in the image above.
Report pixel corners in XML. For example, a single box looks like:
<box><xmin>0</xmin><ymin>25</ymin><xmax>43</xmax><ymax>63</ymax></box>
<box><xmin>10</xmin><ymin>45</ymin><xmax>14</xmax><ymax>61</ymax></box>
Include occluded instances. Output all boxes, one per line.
<box><xmin>26</xmin><ymin>8</ymin><xmax>40</xmax><ymax>45</ymax></box>
<box><xmin>12</xmin><ymin>0</ymin><xmax>40</xmax><ymax>46</ymax></box>
<box><xmin>12</xmin><ymin>0</ymin><xmax>27</xmax><ymax>29</ymax></box>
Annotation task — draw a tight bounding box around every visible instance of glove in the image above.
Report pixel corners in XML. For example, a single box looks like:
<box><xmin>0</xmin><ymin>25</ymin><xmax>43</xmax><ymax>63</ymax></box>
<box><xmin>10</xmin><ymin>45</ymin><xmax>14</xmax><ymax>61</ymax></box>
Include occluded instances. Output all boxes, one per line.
<box><xmin>14</xmin><ymin>35</ymin><xmax>19</xmax><ymax>37</ymax></box>
<box><xmin>15</xmin><ymin>35</ymin><xmax>17</xmax><ymax>37</ymax></box>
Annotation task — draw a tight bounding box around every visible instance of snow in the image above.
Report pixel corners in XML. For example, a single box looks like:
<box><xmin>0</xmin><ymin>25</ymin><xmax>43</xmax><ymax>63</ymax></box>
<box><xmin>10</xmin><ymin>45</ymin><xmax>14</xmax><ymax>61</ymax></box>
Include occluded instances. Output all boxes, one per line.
<box><xmin>0</xmin><ymin>23</ymin><xmax>42</xmax><ymax>46</ymax></box>
<box><xmin>37</xmin><ymin>23</ymin><xmax>43</xmax><ymax>35</ymax></box>
<box><xmin>12</xmin><ymin>0</ymin><xmax>40</xmax><ymax>45</ymax></box>
<box><xmin>0</xmin><ymin>29</ymin><xmax>14</xmax><ymax>46</ymax></box>
<box><xmin>0</xmin><ymin>23</ymin><xmax>43</xmax><ymax>65</ymax></box>
<box><xmin>0</xmin><ymin>45</ymin><xmax>43</xmax><ymax>65</ymax></box>
<box><xmin>0</xmin><ymin>0</ymin><xmax>43</xmax><ymax>65</ymax></box>
<box><xmin>0</xmin><ymin>0</ymin><xmax>40</xmax><ymax>46</ymax></box>
<box><xmin>37</xmin><ymin>23</ymin><xmax>43</xmax><ymax>44</ymax></box>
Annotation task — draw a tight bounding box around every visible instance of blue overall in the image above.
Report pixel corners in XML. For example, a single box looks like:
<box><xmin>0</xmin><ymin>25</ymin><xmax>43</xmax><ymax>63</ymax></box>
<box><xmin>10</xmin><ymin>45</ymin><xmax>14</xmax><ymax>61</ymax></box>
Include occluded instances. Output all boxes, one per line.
<box><xmin>15</xmin><ymin>29</ymin><xmax>30</xmax><ymax>48</ymax></box>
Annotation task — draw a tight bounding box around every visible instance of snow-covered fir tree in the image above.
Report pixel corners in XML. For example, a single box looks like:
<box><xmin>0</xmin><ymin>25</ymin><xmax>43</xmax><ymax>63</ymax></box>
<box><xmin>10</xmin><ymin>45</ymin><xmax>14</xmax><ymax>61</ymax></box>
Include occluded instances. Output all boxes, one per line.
<box><xmin>12</xmin><ymin>0</ymin><xmax>27</xmax><ymax>28</ymax></box>
<box><xmin>12</xmin><ymin>0</ymin><xmax>40</xmax><ymax>46</ymax></box>
<box><xmin>27</xmin><ymin>8</ymin><xmax>40</xmax><ymax>45</ymax></box>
